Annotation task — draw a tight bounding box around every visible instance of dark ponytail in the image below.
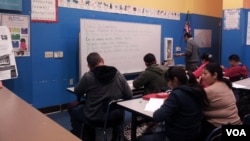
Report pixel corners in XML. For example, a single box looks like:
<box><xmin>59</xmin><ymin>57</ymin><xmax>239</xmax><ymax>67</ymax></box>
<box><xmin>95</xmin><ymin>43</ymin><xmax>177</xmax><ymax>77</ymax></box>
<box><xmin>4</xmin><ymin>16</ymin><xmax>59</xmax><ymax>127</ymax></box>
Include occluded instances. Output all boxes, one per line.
<box><xmin>186</xmin><ymin>70</ymin><xmax>209</xmax><ymax>107</ymax></box>
<box><xmin>165</xmin><ymin>66</ymin><xmax>208</xmax><ymax>107</ymax></box>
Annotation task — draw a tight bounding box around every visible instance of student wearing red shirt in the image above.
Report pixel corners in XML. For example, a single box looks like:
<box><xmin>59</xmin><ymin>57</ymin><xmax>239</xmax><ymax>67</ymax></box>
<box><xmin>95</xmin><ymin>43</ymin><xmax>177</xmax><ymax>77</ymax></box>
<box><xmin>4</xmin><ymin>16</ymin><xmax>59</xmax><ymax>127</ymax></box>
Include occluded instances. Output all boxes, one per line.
<box><xmin>222</xmin><ymin>54</ymin><xmax>249</xmax><ymax>82</ymax></box>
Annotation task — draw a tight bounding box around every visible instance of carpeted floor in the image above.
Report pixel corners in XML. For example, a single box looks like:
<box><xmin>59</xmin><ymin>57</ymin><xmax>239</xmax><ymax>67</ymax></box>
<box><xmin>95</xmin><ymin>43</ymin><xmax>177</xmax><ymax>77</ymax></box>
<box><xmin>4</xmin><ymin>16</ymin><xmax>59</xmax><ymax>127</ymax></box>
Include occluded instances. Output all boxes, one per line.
<box><xmin>46</xmin><ymin>110</ymin><xmax>72</xmax><ymax>131</ymax></box>
<box><xmin>46</xmin><ymin>110</ymin><xmax>128</xmax><ymax>141</ymax></box>
<box><xmin>46</xmin><ymin>110</ymin><xmax>164</xmax><ymax>141</ymax></box>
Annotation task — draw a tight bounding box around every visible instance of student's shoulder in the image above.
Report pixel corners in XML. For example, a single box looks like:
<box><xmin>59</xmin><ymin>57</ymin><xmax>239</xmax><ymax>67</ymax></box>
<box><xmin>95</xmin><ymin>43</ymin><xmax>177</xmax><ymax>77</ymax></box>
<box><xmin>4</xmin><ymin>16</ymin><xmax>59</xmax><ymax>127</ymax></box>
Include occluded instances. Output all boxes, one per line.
<box><xmin>157</xmin><ymin>64</ymin><xmax>168</xmax><ymax>70</ymax></box>
<box><xmin>204</xmin><ymin>83</ymin><xmax>216</xmax><ymax>92</ymax></box>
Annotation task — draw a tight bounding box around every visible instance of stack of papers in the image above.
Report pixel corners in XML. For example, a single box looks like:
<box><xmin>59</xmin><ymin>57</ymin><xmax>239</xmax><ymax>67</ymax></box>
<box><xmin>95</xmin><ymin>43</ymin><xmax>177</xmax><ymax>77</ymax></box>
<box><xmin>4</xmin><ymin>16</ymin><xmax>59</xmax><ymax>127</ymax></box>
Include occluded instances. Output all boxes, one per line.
<box><xmin>144</xmin><ymin>98</ymin><xmax>164</xmax><ymax>112</ymax></box>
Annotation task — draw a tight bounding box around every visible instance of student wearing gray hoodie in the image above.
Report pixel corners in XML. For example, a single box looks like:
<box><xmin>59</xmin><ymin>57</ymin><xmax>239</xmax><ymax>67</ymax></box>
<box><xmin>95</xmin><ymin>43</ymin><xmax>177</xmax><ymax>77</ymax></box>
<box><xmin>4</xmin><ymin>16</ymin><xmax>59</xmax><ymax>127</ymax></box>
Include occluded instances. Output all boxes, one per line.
<box><xmin>68</xmin><ymin>52</ymin><xmax>133</xmax><ymax>141</ymax></box>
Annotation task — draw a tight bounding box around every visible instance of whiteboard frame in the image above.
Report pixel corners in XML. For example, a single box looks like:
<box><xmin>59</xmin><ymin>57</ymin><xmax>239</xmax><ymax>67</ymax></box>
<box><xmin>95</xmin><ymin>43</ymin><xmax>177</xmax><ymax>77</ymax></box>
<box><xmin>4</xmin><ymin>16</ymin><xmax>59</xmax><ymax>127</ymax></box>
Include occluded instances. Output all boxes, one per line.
<box><xmin>79</xmin><ymin>18</ymin><xmax>161</xmax><ymax>76</ymax></box>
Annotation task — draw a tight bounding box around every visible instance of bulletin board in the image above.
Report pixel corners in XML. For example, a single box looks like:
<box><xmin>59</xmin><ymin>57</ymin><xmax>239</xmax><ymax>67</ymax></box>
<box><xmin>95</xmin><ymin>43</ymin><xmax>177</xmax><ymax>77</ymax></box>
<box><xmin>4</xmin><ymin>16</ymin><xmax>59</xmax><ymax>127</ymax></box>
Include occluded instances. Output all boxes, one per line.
<box><xmin>80</xmin><ymin>18</ymin><xmax>161</xmax><ymax>76</ymax></box>
<box><xmin>1</xmin><ymin>13</ymin><xmax>30</xmax><ymax>57</ymax></box>
<box><xmin>194</xmin><ymin>29</ymin><xmax>212</xmax><ymax>48</ymax></box>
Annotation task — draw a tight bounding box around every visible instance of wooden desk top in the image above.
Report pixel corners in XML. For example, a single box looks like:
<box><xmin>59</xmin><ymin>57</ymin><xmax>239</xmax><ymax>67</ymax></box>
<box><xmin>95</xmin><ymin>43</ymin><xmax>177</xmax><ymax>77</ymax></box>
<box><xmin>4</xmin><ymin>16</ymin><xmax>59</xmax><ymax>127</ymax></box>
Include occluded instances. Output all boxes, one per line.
<box><xmin>0</xmin><ymin>86</ymin><xmax>81</xmax><ymax>141</ymax></box>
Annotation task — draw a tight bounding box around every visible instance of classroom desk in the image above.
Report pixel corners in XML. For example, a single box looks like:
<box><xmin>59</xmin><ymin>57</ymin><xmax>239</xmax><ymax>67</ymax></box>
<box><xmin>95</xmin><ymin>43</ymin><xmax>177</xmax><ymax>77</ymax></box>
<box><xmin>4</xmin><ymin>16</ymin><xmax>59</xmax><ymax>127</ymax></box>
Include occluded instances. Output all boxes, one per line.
<box><xmin>117</xmin><ymin>98</ymin><xmax>154</xmax><ymax>141</ymax></box>
<box><xmin>232</xmin><ymin>78</ymin><xmax>250</xmax><ymax>101</ymax></box>
<box><xmin>232</xmin><ymin>78</ymin><xmax>250</xmax><ymax>90</ymax></box>
<box><xmin>0</xmin><ymin>86</ymin><xmax>81</xmax><ymax>141</ymax></box>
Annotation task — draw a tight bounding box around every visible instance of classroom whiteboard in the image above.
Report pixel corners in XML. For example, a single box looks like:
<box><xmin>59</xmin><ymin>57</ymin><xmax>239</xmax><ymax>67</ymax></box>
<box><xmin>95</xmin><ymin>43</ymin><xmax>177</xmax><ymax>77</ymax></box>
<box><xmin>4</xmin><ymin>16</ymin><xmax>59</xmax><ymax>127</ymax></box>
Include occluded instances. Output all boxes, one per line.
<box><xmin>80</xmin><ymin>18</ymin><xmax>161</xmax><ymax>76</ymax></box>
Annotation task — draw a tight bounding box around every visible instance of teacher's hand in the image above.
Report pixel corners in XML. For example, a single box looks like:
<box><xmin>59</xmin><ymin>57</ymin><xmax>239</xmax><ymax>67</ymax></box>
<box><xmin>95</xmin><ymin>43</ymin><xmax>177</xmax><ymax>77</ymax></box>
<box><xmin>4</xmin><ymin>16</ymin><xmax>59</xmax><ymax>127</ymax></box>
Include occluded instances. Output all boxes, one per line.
<box><xmin>174</xmin><ymin>53</ymin><xmax>184</xmax><ymax>57</ymax></box>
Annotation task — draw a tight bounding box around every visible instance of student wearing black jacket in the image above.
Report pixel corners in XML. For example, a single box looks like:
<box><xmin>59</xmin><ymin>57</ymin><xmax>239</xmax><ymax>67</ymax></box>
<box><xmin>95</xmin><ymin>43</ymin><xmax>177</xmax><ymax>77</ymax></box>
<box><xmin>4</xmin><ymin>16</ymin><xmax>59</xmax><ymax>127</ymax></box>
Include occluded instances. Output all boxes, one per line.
<box><xmin>153</xmin><ymin>66</ymin><xmax>208</xmax><ymax>141</ymax></box>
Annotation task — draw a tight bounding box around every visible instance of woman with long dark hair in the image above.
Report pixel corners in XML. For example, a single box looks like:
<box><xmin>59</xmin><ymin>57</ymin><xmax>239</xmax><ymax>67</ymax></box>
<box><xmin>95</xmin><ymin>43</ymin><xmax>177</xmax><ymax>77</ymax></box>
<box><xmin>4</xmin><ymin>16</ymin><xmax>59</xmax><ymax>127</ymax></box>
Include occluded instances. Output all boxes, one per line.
<box><xmin>200</xmin><ymin>62</ymin><xmax>241</xmax><ymax>140</ymax></box>
<box><xmin>153</xmin><ymin>66</ymin><xmax>208</xmax><ymax>141</ymax></box>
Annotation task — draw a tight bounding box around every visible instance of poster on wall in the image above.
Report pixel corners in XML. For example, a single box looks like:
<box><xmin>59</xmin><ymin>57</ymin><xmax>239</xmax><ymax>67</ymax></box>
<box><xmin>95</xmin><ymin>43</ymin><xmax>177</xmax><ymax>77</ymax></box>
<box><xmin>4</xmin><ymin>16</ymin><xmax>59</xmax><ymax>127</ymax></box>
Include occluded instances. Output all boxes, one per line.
<box><xmin>223</xmin><ymin>9</ymin><xmax>240</xmax><ymax>30</ymax></box>
<box><xmin>194</xmin><ymin>29</ymin><xmax>212</xmax><ymax>48</ymax></box>
<box><xmin>58</xmin><ymin>0</ymin><xmax>180</xmax><ymax>20</ymax></box>
<box><xmin>31</xmin><ymin>0</ymin><xmax>58</xmax><ymax>22</ymax></box>
<box><xmin>0</xmin><ymin>26</ymin><xmax>18</xmax><ymax>80</ymax></box>
<box><xmin>246</xmin><ymin>12</ymin><xmax>250</xmax><ymax>45</ymax></box>
<box><xmin>1</xmin><ymin>14</ymin><xmax>30</xmax><ymax>57</ymax></box>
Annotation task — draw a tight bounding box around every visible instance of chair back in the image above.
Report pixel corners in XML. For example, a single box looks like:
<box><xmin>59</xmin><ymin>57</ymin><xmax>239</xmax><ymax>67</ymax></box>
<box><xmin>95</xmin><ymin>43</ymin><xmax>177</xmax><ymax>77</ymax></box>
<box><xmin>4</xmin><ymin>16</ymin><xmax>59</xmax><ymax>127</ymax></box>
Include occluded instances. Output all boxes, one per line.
<box><xmin>103</xmin><ymin>99</ymin><xmax>124</xmax><ymax>129</ymax></box>
<box><xmin>81</xmin><ymin>98</ymin><xmax>124</xmax><ymax>141</ymax></box>
<box><xmin>205</xmin><ymin>126</ymin><xmax>222</xmax><ymax>141</ymax></box>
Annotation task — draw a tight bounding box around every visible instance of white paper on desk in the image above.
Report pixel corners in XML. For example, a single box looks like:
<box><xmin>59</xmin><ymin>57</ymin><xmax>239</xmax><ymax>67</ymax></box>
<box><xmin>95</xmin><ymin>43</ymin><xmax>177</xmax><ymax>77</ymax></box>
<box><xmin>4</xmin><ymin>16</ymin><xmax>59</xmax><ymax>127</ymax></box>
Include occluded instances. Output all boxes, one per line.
<box><xmin>144</xmin><ymin>98</ymin><xmax>164</xmax><ymax>112</ymax></box>
<box><xmin>233</xmin><ymin>83</ymin><xmax>247</xmax><ymax>89</ymax></box>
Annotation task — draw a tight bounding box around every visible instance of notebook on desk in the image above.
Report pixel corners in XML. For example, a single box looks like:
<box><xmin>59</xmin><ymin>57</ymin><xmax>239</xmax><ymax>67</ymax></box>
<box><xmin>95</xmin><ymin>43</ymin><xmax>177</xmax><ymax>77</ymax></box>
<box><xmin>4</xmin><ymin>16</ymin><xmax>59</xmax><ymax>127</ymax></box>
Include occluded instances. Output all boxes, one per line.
<box><xmin>144</xmin><ymin>98</ymin><xmax>165</xmax><ymax>112</ymax></box>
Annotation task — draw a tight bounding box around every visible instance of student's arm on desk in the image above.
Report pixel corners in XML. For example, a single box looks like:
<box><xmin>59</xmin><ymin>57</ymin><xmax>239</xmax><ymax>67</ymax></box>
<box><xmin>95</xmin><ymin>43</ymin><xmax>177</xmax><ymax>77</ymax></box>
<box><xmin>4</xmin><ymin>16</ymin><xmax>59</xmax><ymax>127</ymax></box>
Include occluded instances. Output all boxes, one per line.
<box><xmin>67</xmin><ymin>86</ymin><xmax>85</xmax><ymax>102</ymax></box>
<box><xmin>127</xmin><ymin>80</ymin><xmax>134</xmax><ymax>90</ymax></box>
<box><xmin>0</xmin><ymin>81</ymin><xmax>2</xmax><ymax>89</ymax></box>
<box><xmin>127</xmin><ymin>80</ymin><xmax>144</xmax><ymax>98</ymax></box>
<box><xmin>132</xmin><ymin>71</ymin><xmax>150</xmax><ymax>89</ymax></box>
<box><xmin>153</xmin><ymin>93</ymin><xmax>177</xmax><ymax>122</ymax></box>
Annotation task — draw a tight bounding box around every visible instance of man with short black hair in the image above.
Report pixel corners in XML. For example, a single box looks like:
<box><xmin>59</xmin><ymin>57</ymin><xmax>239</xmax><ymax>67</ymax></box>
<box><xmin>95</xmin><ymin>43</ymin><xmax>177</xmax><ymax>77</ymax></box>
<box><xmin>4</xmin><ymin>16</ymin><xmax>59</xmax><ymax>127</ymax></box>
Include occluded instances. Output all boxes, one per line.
<box><xmin>133</xmin><ymin>53</ymin><xmax>168</xmax><ymax>94</ymax></box>
<box><xmin>68</xmin><ymin>52</ymin><xmax>133</xmax><ymax>141</ymax></box>
<box><xmin>174</xmin><ymin>33</ymin><xmax>200</xmax><ymax>71</ymax></box>
<box><xmin>223</xmin><ymin>54</ymin><xmax>249</xmax><ymax>82</ymax></box>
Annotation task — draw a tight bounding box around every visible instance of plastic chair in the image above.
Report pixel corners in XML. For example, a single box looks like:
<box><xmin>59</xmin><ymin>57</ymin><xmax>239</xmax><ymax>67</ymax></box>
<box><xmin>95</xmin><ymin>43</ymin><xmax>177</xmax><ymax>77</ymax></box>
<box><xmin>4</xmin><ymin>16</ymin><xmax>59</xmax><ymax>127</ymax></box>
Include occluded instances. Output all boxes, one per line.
<box><xmin>204</xmin><ymin>126</ymin><xmax>222</xmax><ymax>141</ymax></box>
<box><xmin>80</xmin><ymin>99</ymin><xmax>124</xmax><ymax>141</ymax></box>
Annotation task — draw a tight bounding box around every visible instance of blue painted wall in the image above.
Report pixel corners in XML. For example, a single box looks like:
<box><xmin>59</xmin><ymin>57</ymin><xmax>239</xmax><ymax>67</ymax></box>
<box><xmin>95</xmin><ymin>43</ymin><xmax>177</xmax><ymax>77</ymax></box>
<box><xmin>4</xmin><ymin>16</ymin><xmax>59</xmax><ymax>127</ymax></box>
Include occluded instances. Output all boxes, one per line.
<box><xmin>2</xmin><ymin>1</ymin><xmax>221</xmax><ymax>108</ymax></box>
<box><xmin>175</xmin><ymin>14</ymin><xmax>222</xmax><ymax>65</ymax></box>
<box><xmin>221</xmin><ymin>9</ymin><xmax>250</xmax><ymax>70</ymax></box>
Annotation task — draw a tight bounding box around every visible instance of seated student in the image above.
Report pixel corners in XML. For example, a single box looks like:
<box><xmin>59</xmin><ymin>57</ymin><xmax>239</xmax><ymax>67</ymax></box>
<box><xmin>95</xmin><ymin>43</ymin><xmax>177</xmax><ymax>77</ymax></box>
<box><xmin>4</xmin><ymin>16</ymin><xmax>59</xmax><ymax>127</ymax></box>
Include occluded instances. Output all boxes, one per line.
<box><xmin>193</xmin><ymin>53</ymin><xmax>214</xmax><ymax>78</ymax></box>
<box><xmin>222</xmin><ymin>54</ymin><xmax>248</xmax><ymax>82</ymax></box>
<box><xmin>133</xmin><ymin>53</ymin><xmax>168</xmax><ymax>95</ymax></box>
<box><xmin>68</xmin><ymin>52</ymin><xmax>133</xmax><ymax>141</ymax></box>
<box><xmin>153</xmin><ymin>66</ymin><xmax>208</xmax><ymax>141</ymax></box>
<box><xmin>200</xmin><ymin>63</ymin><xmax>242</xmax><ymax>140</ymax></box>
<box><xmin>193</xmin><ymin>53</ymin><xmax>214</xmax><ymax>87</ymax></box>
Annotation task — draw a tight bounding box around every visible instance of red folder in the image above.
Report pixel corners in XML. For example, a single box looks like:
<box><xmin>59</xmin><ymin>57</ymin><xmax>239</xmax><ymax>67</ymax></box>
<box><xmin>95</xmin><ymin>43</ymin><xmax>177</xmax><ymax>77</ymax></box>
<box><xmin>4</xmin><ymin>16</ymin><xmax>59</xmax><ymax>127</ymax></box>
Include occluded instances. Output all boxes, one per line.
<box><xmin>142</xmin><ymin>92</ymin><xmax>170</xmax><ymax>100</ymax></box>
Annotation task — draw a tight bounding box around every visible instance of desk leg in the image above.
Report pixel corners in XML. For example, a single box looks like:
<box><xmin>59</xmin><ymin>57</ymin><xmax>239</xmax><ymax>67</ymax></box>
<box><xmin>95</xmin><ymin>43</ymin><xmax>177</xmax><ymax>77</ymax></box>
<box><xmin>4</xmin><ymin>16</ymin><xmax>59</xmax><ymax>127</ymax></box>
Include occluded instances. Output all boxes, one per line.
<box><xmin>131</xmin><ymin>112</ymin><xmax>137</xmax><ymax>141</ymax></box>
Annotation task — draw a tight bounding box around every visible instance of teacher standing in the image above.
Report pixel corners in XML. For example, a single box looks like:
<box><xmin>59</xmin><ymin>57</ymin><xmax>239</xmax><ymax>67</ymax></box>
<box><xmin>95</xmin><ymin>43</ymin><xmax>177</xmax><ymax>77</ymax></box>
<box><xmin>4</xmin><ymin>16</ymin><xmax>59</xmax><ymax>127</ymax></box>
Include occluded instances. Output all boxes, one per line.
<box><xmin>175</xmin><ymin>32</ymin><xmax>200</xmax><ymax>71</ymax></box>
